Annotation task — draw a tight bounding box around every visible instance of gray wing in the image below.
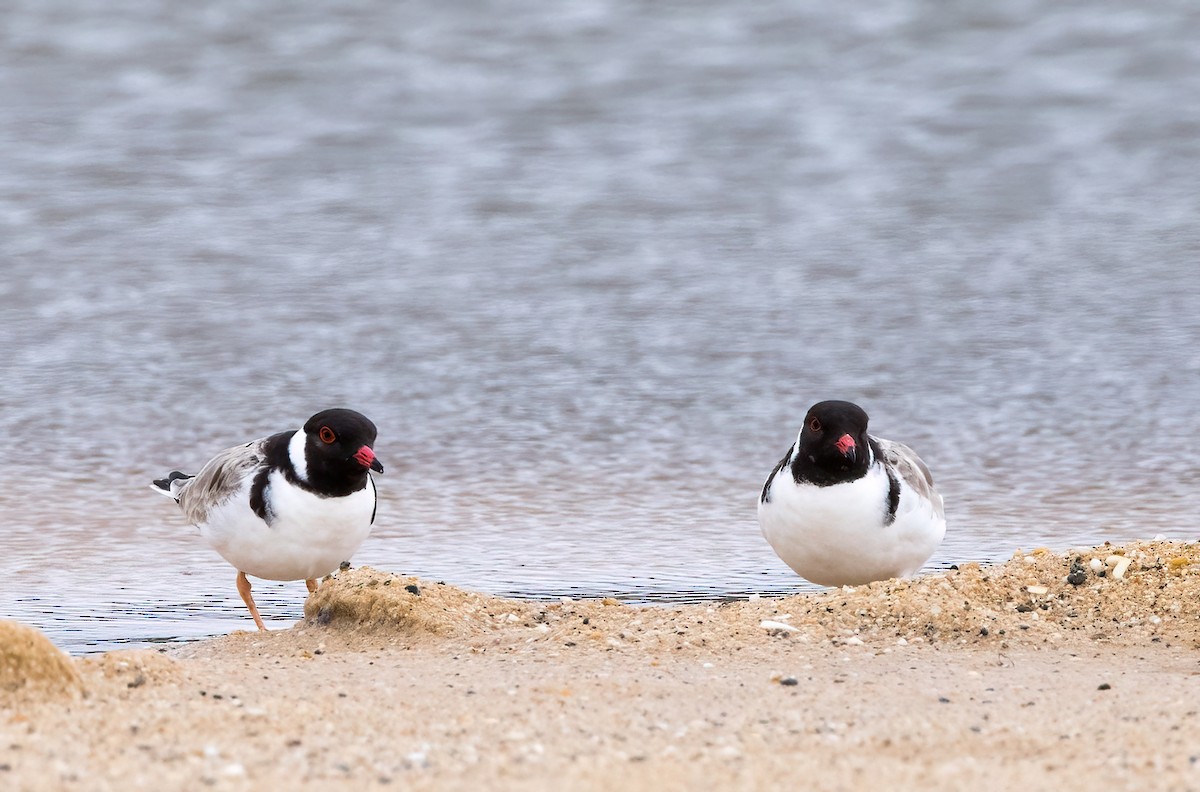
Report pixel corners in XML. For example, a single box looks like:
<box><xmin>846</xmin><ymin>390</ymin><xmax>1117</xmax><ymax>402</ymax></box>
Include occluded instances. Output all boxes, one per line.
<box><xmin>874</xmin><ymin>437</ymin><xmax>944</xmax><ymax>519</ymax></box>
<box><xmin>176</xmin><ymin>439</ymin><xmax>266</xmax><ymax>525</ymax></box>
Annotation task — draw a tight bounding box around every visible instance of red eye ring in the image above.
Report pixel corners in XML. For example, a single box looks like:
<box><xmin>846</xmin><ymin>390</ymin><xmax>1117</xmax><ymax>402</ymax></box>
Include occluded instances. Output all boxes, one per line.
<box><xmin>319</xmin><ymin>426</ymin><xmax>336</xmax><ymax>444</ymax></box>
<box><xmin>809</xmin><ymin>418</ymin><xmax>821</xmax><ymax>432</ymax></box>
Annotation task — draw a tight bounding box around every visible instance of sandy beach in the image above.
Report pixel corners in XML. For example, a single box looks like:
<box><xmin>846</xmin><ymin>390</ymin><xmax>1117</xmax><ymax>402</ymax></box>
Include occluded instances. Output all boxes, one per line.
<box><xmin>4</xmin><ymin>540</ymin><xmax>1200</xmax><ymax>791</ymax></box>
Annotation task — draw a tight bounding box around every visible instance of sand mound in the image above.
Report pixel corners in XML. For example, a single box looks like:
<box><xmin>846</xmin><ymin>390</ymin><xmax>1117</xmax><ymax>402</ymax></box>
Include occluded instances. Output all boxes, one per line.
<box><xmin>304</xmin><ymin>567</ymin><xmax>538</xmax><ymax>638</ymax></box>
<box><xmin>303</xmin><ymin>542</ymin><xmax>1200</xmax><ymax>653</ymax></box>
<box><xmin>0</xmin><ymin>620</ymin><xmax>82</xmax><ymax>699</ymax></box>
<box><xmin>765</xmin><ymin>539</ymin><xmax>1200</xmax><ymax>647</ymax></box>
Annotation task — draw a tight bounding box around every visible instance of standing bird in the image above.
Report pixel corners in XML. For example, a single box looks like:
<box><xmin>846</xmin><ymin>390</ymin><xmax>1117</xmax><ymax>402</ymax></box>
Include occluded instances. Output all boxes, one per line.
<box><xmin>152</xmin><ymin>408</ymin><xmax>383</xmax><ymax>630</ymax></box>
<box><xmin>758</xmin><ymin>400</ymin><xmax>944</xmax><ymax>587</ymax></box>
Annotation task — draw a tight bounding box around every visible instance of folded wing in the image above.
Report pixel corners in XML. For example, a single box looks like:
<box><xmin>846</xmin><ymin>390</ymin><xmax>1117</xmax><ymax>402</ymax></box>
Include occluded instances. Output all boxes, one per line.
<box><xmin>177</xmin><ymin>440</ymin><xmax>266</xmax><ymax>525</ymax></box>
<box><xmin>875</xmin><ymin>438</ymin><xmax>944</xmax><ymax>520</ymax></box>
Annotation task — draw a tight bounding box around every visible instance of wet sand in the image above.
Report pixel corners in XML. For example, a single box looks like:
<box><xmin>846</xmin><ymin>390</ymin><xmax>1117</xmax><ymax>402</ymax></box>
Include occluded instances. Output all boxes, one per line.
<box><xmin>4</xmin><ymin>541</ymin><xmax>1200</xmax><ymax>790</ymax></box>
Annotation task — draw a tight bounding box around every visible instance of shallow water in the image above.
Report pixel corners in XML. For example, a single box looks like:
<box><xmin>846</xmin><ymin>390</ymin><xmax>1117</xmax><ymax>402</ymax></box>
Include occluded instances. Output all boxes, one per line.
<box><xmin>2</xmin><ymin>0</ymin><xmax>1199</xmax><ymax>653</ymax></box>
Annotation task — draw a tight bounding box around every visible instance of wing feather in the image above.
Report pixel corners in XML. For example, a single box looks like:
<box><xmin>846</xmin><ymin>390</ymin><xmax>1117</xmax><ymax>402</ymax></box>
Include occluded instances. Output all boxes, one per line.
<box><xmin>176</xmin><ymin>440</ymin><xmax>266</xmax><ymax>525</ymax></box>
<box><xmin>874</xmin><ymin>437</ymin><xmax>944</xmax><ymax>520</ymax></box>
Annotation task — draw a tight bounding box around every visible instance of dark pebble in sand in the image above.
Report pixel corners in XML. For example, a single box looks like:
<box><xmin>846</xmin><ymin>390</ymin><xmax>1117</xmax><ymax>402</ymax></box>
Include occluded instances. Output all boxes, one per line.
<box><xmin>1015</xmin><ymin>604</ymin><xmax>1034</xmax><ymax>613</ymax></box>
<box><xmin>317</xmin><ymin>607</ymin><xmax>333</xmax><ymax>626</ymax></box>
<box><xmin>339</xmin><ymin>561</ymin><xmax>351</xmax><ymax>571</ymax></box>
<box><xmin>1098</xmin><ymin>683</ymin><xmax>1112</xmax><ymax>690</ymax></box>
<box><xmin>979</xmin><ymin>627</ymin><xmax>989</xmax><ymax>636</ymax></box>
<box><xmin>938</xmin><ymin>697</ymin><xmax>951</xmax><ymax>704</ymax></box>
<box><xmin>405</xmin><ymin>584</ymin><xmax>421</xmax><ymax>596</ymax></box>
<box><xmin>1067</xmin><ymin>558</ymin><xmax>1088</xmax><ymax>586</ymax></box>
<box><xmin>779</xmin><ymin>677</ymin><xmax>799</xmax><ymax>686</ymax></box>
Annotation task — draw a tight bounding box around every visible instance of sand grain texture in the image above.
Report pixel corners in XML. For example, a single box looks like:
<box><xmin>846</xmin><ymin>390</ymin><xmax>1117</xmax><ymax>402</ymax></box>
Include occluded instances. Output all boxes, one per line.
<box><xmin>0</xmin><ymin>620</ymin><xmax>82</xmax><ymax>700</ymax></box>
<box><xmin>3</xmin><ymin>541</ymin><xmax>1200</xmax><ymax>791</ymax></box>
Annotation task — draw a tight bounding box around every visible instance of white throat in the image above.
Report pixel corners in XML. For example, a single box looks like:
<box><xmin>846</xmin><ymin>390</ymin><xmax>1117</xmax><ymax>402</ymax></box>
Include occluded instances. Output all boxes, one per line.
<box><xmin>288</xmin><ymin>429</ymin><xmax>310</xmax><ymax>482</ymax></box>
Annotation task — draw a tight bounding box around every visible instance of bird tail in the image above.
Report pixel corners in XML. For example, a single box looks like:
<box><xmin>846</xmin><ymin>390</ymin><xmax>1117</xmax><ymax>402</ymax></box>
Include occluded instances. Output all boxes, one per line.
<box><xmin>150</xmin><ymin>471</ymin><xmax>193</xmax><ymax>502</ymax></box>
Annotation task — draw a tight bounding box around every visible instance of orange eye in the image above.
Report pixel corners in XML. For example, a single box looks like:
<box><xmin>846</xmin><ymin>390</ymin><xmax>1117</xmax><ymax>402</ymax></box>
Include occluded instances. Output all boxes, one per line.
<box><xmin>319</xmin><ymin>426</ymin><xmax>336</xmax><ymax>444</ymax></box>
<box><xmin>809</xmin><ymin>418</ymin><xmax>821</xmax><ymax>432</ymax></box>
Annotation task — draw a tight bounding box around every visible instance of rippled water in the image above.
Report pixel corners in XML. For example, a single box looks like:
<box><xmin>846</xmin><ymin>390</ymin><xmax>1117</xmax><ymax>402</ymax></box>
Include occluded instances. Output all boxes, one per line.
<box><xmin>2</xmin><ymin>0</ymin><xmax>1199</xmax><ymax>652</ymax></box>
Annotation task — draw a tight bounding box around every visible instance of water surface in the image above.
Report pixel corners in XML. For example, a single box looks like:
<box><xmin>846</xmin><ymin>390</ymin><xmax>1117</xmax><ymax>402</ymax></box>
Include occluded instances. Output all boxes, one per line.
<box><xmin>2</xmin><ymin>0</ymin><xmax>1199</xmax><ymax>652</ymax></box>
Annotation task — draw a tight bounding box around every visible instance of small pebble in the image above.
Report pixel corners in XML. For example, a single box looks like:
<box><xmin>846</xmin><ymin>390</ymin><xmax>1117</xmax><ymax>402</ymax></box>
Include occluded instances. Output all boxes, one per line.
<box><xmin>1098</xmin><ymin>683</ymin><xmax>1111</xmax><ymax>691</ymax></box>
<box><xmin>1067</xmin><ymin>558</ymin><xmax>1088</xmax><ymax>586</ymax></box>
<box><xmin>405</xmin><ymin>584</ymin><xmax>421</xmax><ymax>596</ymax></box>
<box><xmin>779</xmin><ymin>676</ymin><xmax>799</xmax><ymax>686</ymax></box>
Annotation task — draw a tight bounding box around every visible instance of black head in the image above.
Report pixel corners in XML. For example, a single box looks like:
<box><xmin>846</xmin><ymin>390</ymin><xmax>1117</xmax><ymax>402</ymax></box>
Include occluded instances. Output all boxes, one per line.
<box><xmin>301</xmin><ymin>408</ymin><xmax>384</xmax><ymax>487</ymax></box>
<box><xmin>791</xmin><ymin>400</ymin><xmax>871</xmax><ymax>486</ymax></box>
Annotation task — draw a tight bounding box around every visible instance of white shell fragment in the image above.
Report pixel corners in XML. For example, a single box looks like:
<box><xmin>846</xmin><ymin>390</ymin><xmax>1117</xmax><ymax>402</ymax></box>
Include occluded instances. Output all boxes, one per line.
<box><xmin>1026</xmin><ymin>585</ymin><xmax>1049</xmax><ymax>596</ymax></box>
<box><xmin>760</xmin><ymin>620</ymin><xmax>799</xmax><ymax>635</ymax></box>
<box><xmin>1111</xmin><ymin>557</ymin><xmax>1132</xmax><ymax>579</ymax></box>
<box><xmin>1089</xmin><ymin>558</ymin><xmax>1104</xmax><ymax>573</ymax></box>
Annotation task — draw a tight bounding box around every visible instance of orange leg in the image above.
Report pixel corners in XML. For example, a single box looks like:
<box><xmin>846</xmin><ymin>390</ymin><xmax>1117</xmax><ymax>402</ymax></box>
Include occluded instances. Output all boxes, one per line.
<box><xmin>236</xmin><ymin>571</ymin><xmax>267</xmax><ymax>631</ymax></box>
<box><xmin>305</xmin><ymin>578</ymin><xmax>318</xmax><ymax>594</ymax></box>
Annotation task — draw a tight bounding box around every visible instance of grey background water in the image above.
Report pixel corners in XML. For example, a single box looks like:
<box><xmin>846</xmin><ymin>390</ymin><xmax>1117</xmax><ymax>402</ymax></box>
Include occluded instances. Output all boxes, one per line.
<box><xmin>2</xmin><ymin>0</ymin><xmax>1198</xmax><ymax>652</ymax></box>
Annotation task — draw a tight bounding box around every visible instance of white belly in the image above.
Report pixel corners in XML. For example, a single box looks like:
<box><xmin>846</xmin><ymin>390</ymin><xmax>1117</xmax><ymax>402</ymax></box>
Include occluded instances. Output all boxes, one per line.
<box><xmin>198</xmin><ymin>471</ymin><xmax>376</xmax><ymax>581</ymax></box>
<box><xmin>758</xmin><ymin>465</ymin><xmax>945</xmax><ymax>587</ymax></box>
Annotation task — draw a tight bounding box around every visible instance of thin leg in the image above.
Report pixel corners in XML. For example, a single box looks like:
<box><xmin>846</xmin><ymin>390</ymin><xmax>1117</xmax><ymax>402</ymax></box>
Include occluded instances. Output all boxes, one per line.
<box><xmin>236</xmin><ymin>571</ymin><xmax>267</xmax><ymax>631</ymax></box>
<box><xmin>305</xmin><ymin>578</ymin><xmax>318</xmax><ymax>594</ymax></box>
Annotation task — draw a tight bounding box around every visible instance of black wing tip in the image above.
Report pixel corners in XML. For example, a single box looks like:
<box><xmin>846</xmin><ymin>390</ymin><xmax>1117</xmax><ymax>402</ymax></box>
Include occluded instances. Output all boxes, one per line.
<box><xmin>152</xmin><ymin>471</ymin><xmax>192</xmax><ymax>490</ymax></box>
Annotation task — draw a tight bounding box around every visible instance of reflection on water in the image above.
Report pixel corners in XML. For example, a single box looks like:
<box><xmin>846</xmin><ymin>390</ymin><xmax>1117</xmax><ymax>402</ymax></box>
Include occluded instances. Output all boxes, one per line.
<box><xmin>1</xmin><ymin>0</ymin><xmax>1199</xmax><ymax>652</ymax></box>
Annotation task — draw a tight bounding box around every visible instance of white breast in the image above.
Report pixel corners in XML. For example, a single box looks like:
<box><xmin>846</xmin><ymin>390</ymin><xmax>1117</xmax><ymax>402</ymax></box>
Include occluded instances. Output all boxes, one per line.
<box><xmin>198</xmin><ymin>471</ymin><xmax>376</xmax><ymax>581</ymax></box>
<box><xmin>758</xmin><ymin>463</ymin><xmax>944</xmax><ymax>587</ymax></box>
